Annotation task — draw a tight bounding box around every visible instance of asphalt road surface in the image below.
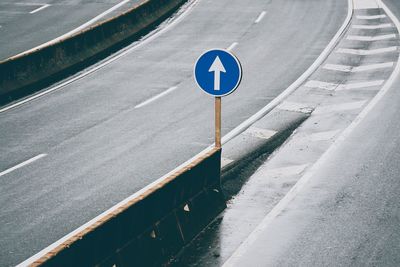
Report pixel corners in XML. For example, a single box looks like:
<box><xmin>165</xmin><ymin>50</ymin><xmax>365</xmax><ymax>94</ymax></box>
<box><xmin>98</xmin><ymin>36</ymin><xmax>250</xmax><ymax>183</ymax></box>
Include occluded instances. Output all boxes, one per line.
<box><xmin>223</xmin><ymin>1</ymin><xmax>400</xmax><ymax>266</ymax></box>
<box><xmin>0</xmin><ymin>0</ymin><xmax>347</xmax><ymax>265</ymax></box>
<box><xmin>0</xmin><ymin>0</ymin><xmax>142</xmax><ymax>60</ymax></box>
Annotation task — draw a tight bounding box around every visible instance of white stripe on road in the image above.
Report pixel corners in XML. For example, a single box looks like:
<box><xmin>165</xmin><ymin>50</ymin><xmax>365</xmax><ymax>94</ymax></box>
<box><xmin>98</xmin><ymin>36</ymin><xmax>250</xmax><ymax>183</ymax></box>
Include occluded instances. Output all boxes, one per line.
<box><xmin>277</xmin><ymin>101</ymin><xmax>314</xmax><ymax>114</ymax></box>
<box><xmin>306</xmin><ymin>80</ymin><xmax>385</xmax><ymax>90</ymax></box>
<box><xmin>244</xmin><ymin>127</ymin><xmax>277</xmax><ymax>140</ymax></box>
<box><xmin>357</xmin><ymin>14</ymin><xmax>387</xmax><ymax>20</ymax></box>
<box><xmin>0</xmin><ymin>154</ymin><xmax>47</xmax><ymax>178</ymax></box>
<box><xmin>134</xmin><ymin>86</ymin><xmax>178</xmax><ymax>109</ymax></box>
<box><xmin>221</xmin><ymin>157</ymin><xmax>234</xmax><ymax>168</ymax></box>
<box><xmin>314</xmin><ymin>101</ymin><xmax>366</xmax><ymax>114</ymax></box>
<box><xmin>227</xmin><ymin>42</ymin><xmax>238</xmax><ymax>51</ymax></box>
<box><xmin>309</xmin><ymin>130</ymin><xmax>340</xmax><ymax>141</ymax></box>
<box><xmin>337</xmin><ymin>80</ymin><xmax>385</xmax><ymax>90</ymax></box>
<box><xmin>264</xmin><ymin>164</ymin><xmax>309</xmax><ymax>178</ymax></box>
<box><xmin>254</xmin><ymin>11</ymin><xmax>266</xmax><ymax>24</ymax></box>
<box><xmin>336</xmin><ymin>46</ymin><xmax>397</xmax><ymax>55</ymax></box>
<box><xmin>347</xmin><ymin>34</ymin><xmax>396</xmax><ymax>41</ymax></box>
<box><xmin>324</xmin><ymin>62</ymin><xmax>394</xmax><ymax>72</ymax></box>
<box><xmin>30</xmin><ymin>4</ymin><xmax>50</xmax><ymax>14</ymax></box>
<box><xmin>353</xmin><ymin>0</ymin><xmax>379</xmax><ymax>9</ymax></box>
<box><xmin>352</xmin><ymin>23</ymin><xmax>393</xmax><ymax>29</ymax></box>
<box><xmin>305</xmin><ymin>80</ymin><xmax>338</xmax><ymax>90</ymax></box>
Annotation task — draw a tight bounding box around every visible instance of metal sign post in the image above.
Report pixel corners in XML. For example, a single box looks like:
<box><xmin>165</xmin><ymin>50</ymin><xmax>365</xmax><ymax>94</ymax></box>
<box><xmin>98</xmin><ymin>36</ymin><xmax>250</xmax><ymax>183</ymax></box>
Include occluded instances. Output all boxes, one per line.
<box><xmin>194</xmin><ymin>49</ymin><xmax>242</xmax><ymax>149</ymax></box>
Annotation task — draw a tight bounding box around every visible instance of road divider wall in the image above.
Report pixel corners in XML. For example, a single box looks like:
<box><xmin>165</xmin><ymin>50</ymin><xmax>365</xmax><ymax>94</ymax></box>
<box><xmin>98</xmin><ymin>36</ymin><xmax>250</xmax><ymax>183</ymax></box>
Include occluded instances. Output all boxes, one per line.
<box><xmin>0</xmin><ymin>0</ymin><xmax>187</xmax><ymax>101</ymax></box>
<box><xmin>22</xmin><ymin>148</ymin><xmax>224</xmax><ymax>267</ymax></box>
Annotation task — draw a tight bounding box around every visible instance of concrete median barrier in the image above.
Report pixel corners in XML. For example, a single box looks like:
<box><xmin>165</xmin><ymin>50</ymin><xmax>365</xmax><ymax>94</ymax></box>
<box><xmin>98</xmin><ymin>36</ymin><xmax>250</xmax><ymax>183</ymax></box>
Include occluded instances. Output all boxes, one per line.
<box><xmin>0</xmin><ymin>0</ymin><xmax>187</xmax><ymax>102</ymax></box>
<box><xmin>19</xmin><ymin>148</ymin><xmax>225</xmax><ymax>267</ymax></box>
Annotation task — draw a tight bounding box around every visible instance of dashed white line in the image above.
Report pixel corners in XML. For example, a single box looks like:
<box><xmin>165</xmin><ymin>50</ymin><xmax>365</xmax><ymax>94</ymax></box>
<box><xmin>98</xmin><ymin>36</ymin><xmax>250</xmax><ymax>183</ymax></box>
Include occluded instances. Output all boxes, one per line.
<box><xmin>357</xmin><ymin>14</ymin><xmax>387</xmax><ymax>20</ymax></box>
<box><xmin>134</xmin><ymin>86</ymin><xmax>178</xmax><ymax>109</ymax></box>
<box><xmin>30</xmin><ymin>4</ymin><xmax>50</xmax><ymax>14</ymax></box>
<box><xmin>254</xmin><ymin>11</ymin><xmax>266</xmax><ymax>24</ymax></box>
<box><xmin>227</xmin><ymin>42</ymin><xmax>238</xmax><ymax>51</ymax></box>
<box><xmin>244</xmin><ymin>127</ymin><xmax>277</xmax><ymax>140</ymax></box>
<box><xmin>0</xmin><ymin>154</ymin><xmax>47</xmax><ymax>178</ymax></box>
<box><xmin>347</xmin><ymin>34</ymin><xmax>396</xmax><ymax>41</ymax></box>
<box><xmin>352</xmin><ymin>23</ymin><xmax>393</xmax><ymax>29</ymax></box>
<box><xmin>323</xmin><ymin>62</ymin><xmax>394</xmax><ymax>72</ymax></box>
<box><xmin>336</xmin><ymin>46</ymin><xmax>398</xmax><ymax>55</ymax></box>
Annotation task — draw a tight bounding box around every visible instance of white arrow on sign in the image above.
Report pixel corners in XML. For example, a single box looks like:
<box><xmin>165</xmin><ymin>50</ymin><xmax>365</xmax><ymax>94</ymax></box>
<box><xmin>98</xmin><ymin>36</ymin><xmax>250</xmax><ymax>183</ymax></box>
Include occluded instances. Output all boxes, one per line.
<box><xmin>208</xmin><ymin>56</ymin><xmax>226</xmax><ymax>91</ymax></box>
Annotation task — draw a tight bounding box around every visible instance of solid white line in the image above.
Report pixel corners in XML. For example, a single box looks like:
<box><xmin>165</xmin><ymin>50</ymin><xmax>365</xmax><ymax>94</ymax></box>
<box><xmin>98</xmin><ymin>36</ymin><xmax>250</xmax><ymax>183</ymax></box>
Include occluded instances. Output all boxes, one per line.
<box><xmin>324</xmin><ymin>62</ymin><xmax>394</xmax><ymax>72</ymax></box>
<box><xmin>347</xmin><ymin>34</ymin><xmax>396</xmax><ymax>41</ymax></box>
<box><xmin>227</xmin><ymin>42</ymin><xmax>238</xmax><ymax>51</ymax></box>
<box><xmin>336</xmin><ymin>46</ymin><xmax>397</xmax><ymax>55</ymax></box>
<box><xmin>352</xmin><ymin>23</ymin><xmax>393</xmax><ymax>29</ymax></box>
<box><xmin>357</xmin><ymin>14</ymin><xmax>387</xmax><ymax>20</ymax></box>
<box><xmin>337</xmin><ymin>80</ymin><xmax>385</xmax><ymax>90</ymax></box>
<box><xmin>10</xmin><ymin>0</ymin><xmax>132</xmax><ymax>59</ymax></box>
<box><xmin>0</xmin><ymin>0</ymin><xmax>200</xmax><ymax>114</ymax></box>
<box><xmin>0</xmin><ymin>154</ymin><xmax>47</xmax><ymax>178</ymax></box>
<box><xmin>17</xmin><ymin>0</ymin><xmax>354</xmax><ymax>265</ymax></box>
<box><xmin>254</xmin><ymin>11</ymin><xmax>266</xmax><ymax>24</ymax></box>
<box><xmin>224</xmin><ymin>2</ymin><xmax>400</xmax><ymax>265</ymax></box>
<box><xmin>244</xmin><ymin>127</ymin><xmax>277</xmax><ymax>140</ymax></box>
<box><xmin>134</xmin><ymin>86</ymin><xmax>178</xmax><ymax>109</ymax></box>
<box><xmin>30</xmin><ymin>4</ymin><xmax>50</xmax><ymax>14</ymax></box>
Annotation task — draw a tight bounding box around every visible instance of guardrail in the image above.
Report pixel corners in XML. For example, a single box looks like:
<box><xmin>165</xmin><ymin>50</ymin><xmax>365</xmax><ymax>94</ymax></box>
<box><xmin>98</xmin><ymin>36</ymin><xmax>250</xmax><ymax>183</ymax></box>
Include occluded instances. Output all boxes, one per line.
<box><xmin>0</xmin><ymin>0</ymin><xmax>188</xmax><ymax>102</ymax></box>
<box><xmin>19</xmin><ymin>148</ymin><xmax>224</xmax><ymax>267</ymax></box>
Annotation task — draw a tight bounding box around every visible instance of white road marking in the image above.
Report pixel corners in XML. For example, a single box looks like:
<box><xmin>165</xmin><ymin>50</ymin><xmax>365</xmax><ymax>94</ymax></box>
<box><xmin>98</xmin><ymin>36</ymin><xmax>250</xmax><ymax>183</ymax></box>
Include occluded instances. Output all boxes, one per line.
<box><xmin>0</xmin><ymin>154</ymin><xmax>47</xmax><ymax>178</ymax></box>
<box><xmin>309</xmin><ymin>130</ymin><xmax>340</xmax><ymax>141</ymax></box>
<box><xmin>336</xmin><ymin>46</ymin><xmax>397</xmax><ymax>55</ymax></box>
<box><xmin>347</xmin><ymin>34</ymin><xmax>396</xmax><ymax>41</ymax></box>
<box><xmin>264</xmin><ymin>164</ymin><xmax>309</xmax><ymax>178</ymax></box>
<box><xmin>352</xmin><ymin>23</ymin><xmax>393</xmax><ymax>29</ymax></box>
<box><xmin>305</xmin><ymin>80</ymin><xmax>338</xmax><ymax>90</ymax></box>
<box><xmin>314</xmin><ymin>100</ymin><xmax>366</xmax><ymax>114</ymax></box>
<box><xmin>244</xmin><ymin>127</ymin><xmax>277</xmax><ymax>140</ymax></box>
<box><xmin>134</xmin><ymin>86</ymin><xmax>178</xmax><ymax>109</ymax></box>
<box><xmin>227</xmin><ymin>42</ymin><xmax>238</xmax><ymax>51</ymax></box>
<box><xmin>30</xmin><ymin>4</ymin><xmax>50</xmax><ymax>14</ymax></box>
<box><xmin>254</xmin><ymin>11</ymin><xmax>266</xmax><ymax>24</ymax></box>
<box><xmin>277</xmin><ymin>101</ymin><xmax>314</xmax><ymax>114</ymax></box>
<box><xmin>337</xmin><ymin>80</ymin><xmax>384</xmax><ymax>90</ymax></box>
<box><xmin>221</xmin><ymin>157</ymin><xmax>234</xmax><ymax>168</ymax></box>
<box><xmin>357</xmin><ymin>14</ymin><xmax>387</xmax><ymax>20</ymax></box>
<box><xmin>353</xmin><ymin>0</ymin><xmax>379</xmax><ymax>9</ymax></box>
<box><xmin>224</xmin><ymin>1</ymin><xmax>400</xmax><ymax>266</ymax></box>
<box><xmin>324</xmin><ymin>62</ymin><xmax>394</xmax><ymax>72</ymax></box>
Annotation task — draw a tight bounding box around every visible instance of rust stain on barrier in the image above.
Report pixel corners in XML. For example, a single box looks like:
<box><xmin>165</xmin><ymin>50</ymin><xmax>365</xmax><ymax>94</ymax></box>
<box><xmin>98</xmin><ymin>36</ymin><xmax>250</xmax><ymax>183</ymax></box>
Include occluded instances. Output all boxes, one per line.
<box><xmin>29</xmin><ymin>148</ymin><xmax>220</xmax><ymax>266</ymax></box>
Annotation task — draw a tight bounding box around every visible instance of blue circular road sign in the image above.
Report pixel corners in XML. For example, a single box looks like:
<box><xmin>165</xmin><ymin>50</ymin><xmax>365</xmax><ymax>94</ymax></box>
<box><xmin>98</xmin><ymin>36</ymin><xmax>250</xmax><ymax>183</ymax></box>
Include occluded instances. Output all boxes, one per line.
<box><xmin>194</xmin><ymin>49</ymin><xmax>242</xmax><ymax>97</ymax></box>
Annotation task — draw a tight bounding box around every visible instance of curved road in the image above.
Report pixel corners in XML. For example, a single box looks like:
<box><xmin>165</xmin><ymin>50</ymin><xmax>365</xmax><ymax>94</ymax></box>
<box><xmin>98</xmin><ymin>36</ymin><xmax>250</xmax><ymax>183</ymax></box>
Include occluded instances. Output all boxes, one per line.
<box><xmin>0</xmin><ymin>0</ymin><xmax>142</xmax><ymax>60</ymax></box>
<box><xmin>0</xmin><ymin>0</ymin><xmax>346</xmax><ymax>265</ymax></box>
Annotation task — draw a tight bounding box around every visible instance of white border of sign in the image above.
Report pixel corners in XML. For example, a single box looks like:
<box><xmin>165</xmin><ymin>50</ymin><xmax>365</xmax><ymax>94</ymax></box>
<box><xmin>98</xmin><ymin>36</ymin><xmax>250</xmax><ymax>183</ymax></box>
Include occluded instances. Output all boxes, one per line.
<box><xmin>193</xmin><ymin>48</ymin><xmax>243</xmax><ymax>97</ymax></box>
